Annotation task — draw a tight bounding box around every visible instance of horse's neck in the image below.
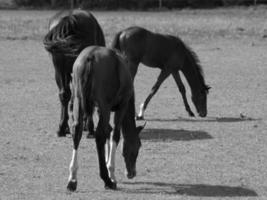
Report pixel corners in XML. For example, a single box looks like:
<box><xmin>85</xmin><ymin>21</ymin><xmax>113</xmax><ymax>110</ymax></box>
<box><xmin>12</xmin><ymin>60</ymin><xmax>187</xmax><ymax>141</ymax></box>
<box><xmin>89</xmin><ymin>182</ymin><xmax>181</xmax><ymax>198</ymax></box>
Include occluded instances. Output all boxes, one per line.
<box><xmin>181</xmin><ymin>62</ymin><xmax>203</xmax><ymax>94</ymax></box>
<box><xmin>121</xmin><ymin>96</ymin><xmax>137</xmax><ymax>139</ymax></box>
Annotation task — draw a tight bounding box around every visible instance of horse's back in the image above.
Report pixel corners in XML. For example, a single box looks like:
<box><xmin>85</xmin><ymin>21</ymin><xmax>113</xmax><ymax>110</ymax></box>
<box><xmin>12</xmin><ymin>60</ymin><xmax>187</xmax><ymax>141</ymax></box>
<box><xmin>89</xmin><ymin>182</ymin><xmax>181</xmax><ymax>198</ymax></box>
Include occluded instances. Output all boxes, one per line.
<box><xmin>74</xmin><ymin>46</ymin><xmax>132</xmax><ymax>106</ymax></box>
<box><xmin>74</xmin><ymin>46</ymin><xmax>117</xmax><ymax>80</ymax></box>
<box><xmin>49</xmin><ymin>9</ymin><xmax>92</xmax><ymax>29</ymax></box>
<box><xmin>72</xmin><ymin>10</ymin><xmax>105</xmax><ymax>46</ymax></box>
<box><xmin>89</xmin><ymin>47</ymin><xmax>132</xmax><ymax>98</ymax></box>
<box><xmin>118</xmin><ymin>26</ymin><xmax>178</xmax><ymax>67</ymax></box>
<box><xmin>118</xmin><ymin>26</ymin><xmax>148</xmax><ymax>61</ymax></box>
<box><xmin>44</xmin><ymin>9</ymin><xmax>105</xmax><ymax>56</ymax></box>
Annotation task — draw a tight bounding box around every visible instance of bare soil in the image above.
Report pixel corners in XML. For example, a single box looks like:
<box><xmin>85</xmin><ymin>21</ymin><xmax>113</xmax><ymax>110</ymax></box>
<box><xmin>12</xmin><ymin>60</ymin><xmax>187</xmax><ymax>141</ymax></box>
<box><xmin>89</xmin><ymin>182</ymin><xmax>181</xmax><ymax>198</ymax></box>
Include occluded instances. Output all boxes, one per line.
<box><xmin>0</xmin><ymin>8</ymin><xmax>267</xmax><ymax>200</ymax></box>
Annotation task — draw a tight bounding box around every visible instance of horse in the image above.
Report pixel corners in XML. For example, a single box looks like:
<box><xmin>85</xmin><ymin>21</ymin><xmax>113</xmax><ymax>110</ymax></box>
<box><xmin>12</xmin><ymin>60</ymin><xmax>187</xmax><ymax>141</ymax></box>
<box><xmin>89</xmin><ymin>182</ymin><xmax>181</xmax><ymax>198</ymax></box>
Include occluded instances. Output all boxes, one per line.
<box><xmin>43</xmin><ymin>9</ymin><xmax>105</xmax><ymax>137</ymax></box>
<box><xmin>111</xmin><ymin>26</ymin><xmax>210</xmax><ymax>120</ymax></box>
<box><xmin>67</xmin><ymin>46</ymin><xmax>144</xmax><ymax>191</ymax></box>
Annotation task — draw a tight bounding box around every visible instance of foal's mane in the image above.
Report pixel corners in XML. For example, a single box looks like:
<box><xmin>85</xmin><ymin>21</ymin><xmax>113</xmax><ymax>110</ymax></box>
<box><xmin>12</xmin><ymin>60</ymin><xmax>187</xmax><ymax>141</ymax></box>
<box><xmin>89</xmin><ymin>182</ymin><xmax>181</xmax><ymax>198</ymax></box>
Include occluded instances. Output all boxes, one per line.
<box><xmin>173</xmin><ymin>35</ymin><xmax>209</xmax><ymax>92</ymax></box>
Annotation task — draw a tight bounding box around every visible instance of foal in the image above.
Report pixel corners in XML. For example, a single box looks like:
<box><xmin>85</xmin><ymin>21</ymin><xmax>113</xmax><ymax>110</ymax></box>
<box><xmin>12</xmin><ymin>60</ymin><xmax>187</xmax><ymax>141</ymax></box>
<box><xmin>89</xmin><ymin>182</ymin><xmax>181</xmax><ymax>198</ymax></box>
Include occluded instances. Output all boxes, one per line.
<box><xmin>111</xmin><ymin>26</ymin><xmax>210</xmax><ymax>119</ymax></box>
<box><xmin>68</xmin><ymin>46</ymin><xmax>143</xmax><ymax>191</ymax></box>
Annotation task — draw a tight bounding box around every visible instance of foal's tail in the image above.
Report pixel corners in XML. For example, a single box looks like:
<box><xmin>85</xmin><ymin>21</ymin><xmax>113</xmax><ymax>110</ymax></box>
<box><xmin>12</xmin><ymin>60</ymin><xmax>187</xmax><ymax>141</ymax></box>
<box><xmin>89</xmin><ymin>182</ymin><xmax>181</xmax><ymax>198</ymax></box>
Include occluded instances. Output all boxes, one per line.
<box><xmin>111</xmin><ymin>31</ymin><xmax>122</xmax><ymax>51</ymax></box>
<box><xmin>78</xmin><ymin>56</ymin><xmax>95</xmax><ymax>117</ymax></box>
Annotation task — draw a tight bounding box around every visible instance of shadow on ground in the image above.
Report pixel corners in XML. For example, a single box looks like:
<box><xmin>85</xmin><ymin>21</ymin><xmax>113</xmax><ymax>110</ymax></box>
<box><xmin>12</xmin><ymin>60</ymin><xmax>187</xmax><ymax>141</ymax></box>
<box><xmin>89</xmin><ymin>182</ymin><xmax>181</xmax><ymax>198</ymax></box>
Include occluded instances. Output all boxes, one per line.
<box><xmin>146</xmin><ymin>116</ymin><xmax>260</xmax><ymax>123</ymax></box>
<box><xmin>140</xmin><ymin>128</ymin><xmax>212</xmax><ymax>141</ymax></box>
<box><xmin>121</xmin><ymin>181</ymin><xmax>257</xmax><ymax>197</ymax></box>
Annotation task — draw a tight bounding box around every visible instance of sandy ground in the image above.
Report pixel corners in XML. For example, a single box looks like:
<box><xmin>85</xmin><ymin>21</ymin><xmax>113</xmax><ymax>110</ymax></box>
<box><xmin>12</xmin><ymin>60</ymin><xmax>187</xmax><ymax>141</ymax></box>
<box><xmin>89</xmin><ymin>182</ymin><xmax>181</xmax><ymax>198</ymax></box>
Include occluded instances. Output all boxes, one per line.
<box><xmin>0</xmin><ymin>9</ymin><xmax>267</xmax><ymax>200</ymax></box>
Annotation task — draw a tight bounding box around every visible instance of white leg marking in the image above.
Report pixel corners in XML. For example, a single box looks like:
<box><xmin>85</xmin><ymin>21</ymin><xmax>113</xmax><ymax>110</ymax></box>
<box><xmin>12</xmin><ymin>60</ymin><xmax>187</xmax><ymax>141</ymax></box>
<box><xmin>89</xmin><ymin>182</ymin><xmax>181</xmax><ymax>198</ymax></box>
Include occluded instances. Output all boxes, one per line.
<box><xmin>68</xmin><ymin>149</ymin><xmax>78</xmax><ymax>182</ymax></box>
<box><xmin>138</xmin><ymin>103</ymin><xmax>145</xmax><ymax>118</ymax></box>
<box><xmin>106</xmin><ymin>140</ymin><xmax>117</xmax><ymax>183</ymax></box>
<box><xmin>105</xmin><ymin>139</ymin><xmax>110</xmax><ymax>164</ymax></box>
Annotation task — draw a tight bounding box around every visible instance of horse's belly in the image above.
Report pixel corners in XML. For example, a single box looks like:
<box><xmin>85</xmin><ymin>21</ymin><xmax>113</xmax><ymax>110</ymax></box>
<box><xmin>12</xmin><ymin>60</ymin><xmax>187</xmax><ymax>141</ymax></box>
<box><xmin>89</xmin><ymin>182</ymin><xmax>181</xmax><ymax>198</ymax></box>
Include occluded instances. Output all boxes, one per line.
<box><xmin>141</xmin><ymin>56</ymin><xmax>162</xmax><ymax>68</ymax></box>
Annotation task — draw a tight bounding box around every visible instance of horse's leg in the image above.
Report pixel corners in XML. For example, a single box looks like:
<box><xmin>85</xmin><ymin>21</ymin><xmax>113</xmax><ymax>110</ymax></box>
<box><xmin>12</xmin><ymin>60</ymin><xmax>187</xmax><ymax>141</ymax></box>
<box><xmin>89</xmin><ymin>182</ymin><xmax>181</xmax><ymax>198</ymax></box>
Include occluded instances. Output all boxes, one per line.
<box><xmin>95</xmin><ymin>107</ymin><xmax>116</xmax><ymax>190</ymax></box>
<box><xmin>128</xmin><ymin>61</ymin><xmax>139</xmax><ymax>78</ymax></box>
<box><xmin>171</xmin><ymin>71</ymin><xmax>195</xmax><ymax>117</ymax></box>
<box><xmin>106</xmin><ymin>103</ymin><xmax>128</xmax><ymax>183</ymax></box>
<box><xmin>105</xmin><ymin>136</ymin><xmax>110</xmax><ymax>164</ymax></box>
<box><xmin>105</xmin><ymin>124</ymin><xmax>113</xmax><ymax>164</ymax></box>
<box><xmin>55</xmin><ymin>71</ymin><xmax>71</xmax><ymax>137</ymax></box>
<box><xmin>68</xmin><ymin>82</ymin><xmax>74</xmax><ymax>122</ymax></box>
<box><xmin>85</xmin><ymin>114</ymin><xmax>95</xmax><ymax>138</ymax></box>
<box><xmin>69</xmin><ymin>87</ymin><xmax>95</xmax><ymax>138</ymax></box>
<box><xmin>137</xmin><ymin>70</ymin><xmax>170</xmax><ymax>120</ymax></box>
<box><xmin>67</xmin><ymin>95</ymin><xmax>83</xmax><ymax>191</ymax></box>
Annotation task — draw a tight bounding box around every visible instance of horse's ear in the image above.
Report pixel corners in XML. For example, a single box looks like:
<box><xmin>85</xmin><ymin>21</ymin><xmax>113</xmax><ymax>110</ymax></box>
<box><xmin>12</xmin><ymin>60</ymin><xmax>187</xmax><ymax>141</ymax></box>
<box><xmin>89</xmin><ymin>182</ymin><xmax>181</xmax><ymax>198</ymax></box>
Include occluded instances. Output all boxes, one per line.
<box><xmin>136</xmin><ymin>122</ymin><xmax>146</xmax><ymax>134</ymax></box>
<box><xmin>206</xmin><ymin>85</ymin><xmax>211</xmax><ymax>92</ymax></box>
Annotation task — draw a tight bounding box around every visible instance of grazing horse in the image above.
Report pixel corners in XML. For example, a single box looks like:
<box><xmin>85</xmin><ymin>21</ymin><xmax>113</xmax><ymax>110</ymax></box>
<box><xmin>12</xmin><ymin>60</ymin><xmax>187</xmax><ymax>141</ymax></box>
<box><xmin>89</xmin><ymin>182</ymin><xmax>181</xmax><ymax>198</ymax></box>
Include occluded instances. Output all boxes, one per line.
<box><xmin>67</xmin><ymin>46</ymin><xmax>144</xmax><ymax>191</ymax></box>
<box><xmin>111</xmin><ymin>26</ymin><xmax>210</xmax><ymax>120</ymax></box>
<box><xmin>43</xmin><ymin>9</ymin><xmax>105</xmax><ymax>137</ymax></box>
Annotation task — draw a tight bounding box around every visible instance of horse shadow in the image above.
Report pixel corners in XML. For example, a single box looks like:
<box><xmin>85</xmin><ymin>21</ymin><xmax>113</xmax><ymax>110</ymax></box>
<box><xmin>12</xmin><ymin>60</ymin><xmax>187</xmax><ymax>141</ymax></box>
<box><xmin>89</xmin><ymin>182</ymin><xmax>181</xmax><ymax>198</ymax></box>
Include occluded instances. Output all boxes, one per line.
<box><xmin>140</xmin><ymin>128</ymin><xmax>212</xmax><ymax>142</ymax></box>
<box><xmin>120</xmin><ymin>181</ymin><xmax>257</xmax><ymax>197</ymax></box>
<box><xmin>146</xmin><ymin>116</ymin><xmax>260</xmax><ymax>123</ymax></box>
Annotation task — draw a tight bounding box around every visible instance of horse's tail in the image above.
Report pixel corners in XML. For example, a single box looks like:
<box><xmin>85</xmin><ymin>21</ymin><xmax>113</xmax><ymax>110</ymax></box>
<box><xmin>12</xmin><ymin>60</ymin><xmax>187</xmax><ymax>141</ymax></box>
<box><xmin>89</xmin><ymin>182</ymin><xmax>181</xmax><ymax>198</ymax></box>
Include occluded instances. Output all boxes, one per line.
<box><xmin>111</xmin><ymin>31</ymin><xmax>122</xmax><ymax>51</ymax></box>
<box><xmin>43</xmin><ymin>11</ymin><xmax>105</xmax><ymax>57</ymax></box>
<box><xmin>76</xmin><ymin>56</ymin><xmax>95</xmax><ymax>117</ymax></box>
<box><xmin>43</xmin><ymin>14</ymin><xmax>81</xmax><ymax>57</ymax></box>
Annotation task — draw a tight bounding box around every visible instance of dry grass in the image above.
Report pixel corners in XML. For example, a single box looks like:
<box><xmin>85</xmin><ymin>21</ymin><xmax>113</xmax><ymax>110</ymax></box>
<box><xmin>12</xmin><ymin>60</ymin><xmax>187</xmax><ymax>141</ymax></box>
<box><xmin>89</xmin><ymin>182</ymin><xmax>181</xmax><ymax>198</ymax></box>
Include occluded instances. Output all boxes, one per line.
<box><xmin>1</xmin><ymin>7</ymin><xmax>267</xmax><ymax>200</ymax></box>
<box><xmin>0</xmin><ymin>6</ymin><xmax>267</xmax><ymax>42</ymax></box>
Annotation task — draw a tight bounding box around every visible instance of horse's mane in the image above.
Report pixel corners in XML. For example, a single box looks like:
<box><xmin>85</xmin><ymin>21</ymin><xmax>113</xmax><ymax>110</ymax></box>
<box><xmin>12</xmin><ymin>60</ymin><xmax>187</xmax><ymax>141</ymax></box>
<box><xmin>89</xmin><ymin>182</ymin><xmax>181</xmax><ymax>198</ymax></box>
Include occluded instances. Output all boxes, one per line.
<box><xmin>185</xmin><ymin>44</ymin><xmax>205</xmax><ymax>80</ymax></box>
<box><xmin>43</xmin><ymin>10</ymin><xmax>94</xmax><ymax>57</ymax></box>
<box><xmin>48</xmin><ymin>10</ymin><xmax>69</xmax><ymax>29</ymax></box>
<box><xmin>173</xmin><ymin>35</ymin><xmax>209</xmax><ymax>92</ymax></box>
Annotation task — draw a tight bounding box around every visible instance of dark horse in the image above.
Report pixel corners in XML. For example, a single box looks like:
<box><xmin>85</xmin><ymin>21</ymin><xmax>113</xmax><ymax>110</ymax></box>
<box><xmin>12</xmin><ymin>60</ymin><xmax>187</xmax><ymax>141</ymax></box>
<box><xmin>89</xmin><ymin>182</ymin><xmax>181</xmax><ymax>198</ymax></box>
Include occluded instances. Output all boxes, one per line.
<box><xmin>43</xmin><ymin>9</ymin><xmax>105</xmax><ymax>137</ymax></box>
<box><xmin>67</xmin><ymin>46</ymin><xmax>144</xmax><ymax>191</ymax></box>
<box><xmin>111</xmin><ymin>26</ymin><xmax>210</xmax><ymax>120</ymax></box>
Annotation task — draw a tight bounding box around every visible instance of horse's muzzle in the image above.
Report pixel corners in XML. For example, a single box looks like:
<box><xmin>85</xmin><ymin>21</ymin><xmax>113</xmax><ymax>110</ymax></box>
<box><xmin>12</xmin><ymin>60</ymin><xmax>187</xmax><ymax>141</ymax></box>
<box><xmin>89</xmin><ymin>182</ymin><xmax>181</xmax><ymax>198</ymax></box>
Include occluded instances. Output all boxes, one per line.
<box><xmin>199</xmin><ymin>111</ymin><xmax>207</xmax><ymax>118</ymax></box>
<box><xmin>126</xmin><ymin>169</ymin><xmax>136</xmax><ymax>179</ymax></box>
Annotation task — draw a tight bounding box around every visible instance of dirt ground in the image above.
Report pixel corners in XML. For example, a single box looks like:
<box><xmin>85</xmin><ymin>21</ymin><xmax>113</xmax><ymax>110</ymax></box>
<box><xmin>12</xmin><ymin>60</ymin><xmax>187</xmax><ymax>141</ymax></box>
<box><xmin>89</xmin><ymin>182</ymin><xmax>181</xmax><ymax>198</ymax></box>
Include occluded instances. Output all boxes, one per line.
<box><xmin>0</xmin><ymin>8</ymin><xmax>267</xmax><ymax>200</ymax></box>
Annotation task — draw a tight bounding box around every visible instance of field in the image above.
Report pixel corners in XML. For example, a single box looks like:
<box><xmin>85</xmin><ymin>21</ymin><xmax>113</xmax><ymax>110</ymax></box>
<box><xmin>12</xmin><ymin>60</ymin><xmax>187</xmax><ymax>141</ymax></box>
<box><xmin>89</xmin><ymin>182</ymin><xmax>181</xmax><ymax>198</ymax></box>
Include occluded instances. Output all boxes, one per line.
<box><xmin>1</xmin><ymin>7</ymin><xmax>267</xmax><ymax>200</ymax></box>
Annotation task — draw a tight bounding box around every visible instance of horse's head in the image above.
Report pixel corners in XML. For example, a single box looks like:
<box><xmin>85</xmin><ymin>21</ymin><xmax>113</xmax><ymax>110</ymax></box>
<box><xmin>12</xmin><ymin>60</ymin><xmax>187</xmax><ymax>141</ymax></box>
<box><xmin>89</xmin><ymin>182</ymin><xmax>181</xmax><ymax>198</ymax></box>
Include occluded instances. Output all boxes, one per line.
<box><xmin>122</xmin><ymin>123</ymin><xmax>145</xmax><ymax>179</ymax></box>
<box><xmin>192</xmin><ymin>85</ymin><xmax>210</xmax><ymax>117</ymax></box>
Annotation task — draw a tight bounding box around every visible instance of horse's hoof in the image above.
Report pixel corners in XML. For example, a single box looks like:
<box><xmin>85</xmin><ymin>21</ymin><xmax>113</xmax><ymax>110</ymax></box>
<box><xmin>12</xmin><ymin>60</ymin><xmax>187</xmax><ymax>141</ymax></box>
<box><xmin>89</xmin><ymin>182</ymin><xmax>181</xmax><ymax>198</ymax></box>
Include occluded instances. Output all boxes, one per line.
<box><xmin>57</xmin><ymin>126</ymin><xmax>70</xmax><ymax>137</ymax></box>
<box><xmin>83</xmin><ymin>125</ymin><xmax>88</xmax><ymax>132</ymax></box>
<box><xmin>57</xmin><ymin>130</ymin><xmax>66</xmax><ymax>137</ymax></box>
<box><xmin>189</xmin><ymin>112</ymin><xmax>195</xmax><ymax>117</ymax></box>
<box><xmin>67</xmin><ymin>180</ymin><xmax>77</xmax><ymax>192</ymax></box>
<box><xmin>136</xmin><ymin>116</ymin><xmax>144</xmax><ymax>121</ymax></box>
<box><xmin>86</xmin><ymin>132</ymin><xmax>95</xmax><ymax>139</ymax></box>
<box><xmin>86</xmin><ymin>131</ymin><xmax>95</xmax><ymax>139</ymax></box>
<box><xmin>104</xmin><ymin>181</ymin><xmax>117</xmax><ymax>190</ymax></box>
<box><xmin>127</xmin><ymin>174</ymin><xmax>135</xmax><ymax>179</ymax></box>
<box><xmin>65</xmin><ymin>126</ymin><xmax>71</xmax><ymax>134</ymax></box>
<box><xmin>126</xmin><ymin>170</ymin><xmax>136</xmax><ymax>179</ymax></box>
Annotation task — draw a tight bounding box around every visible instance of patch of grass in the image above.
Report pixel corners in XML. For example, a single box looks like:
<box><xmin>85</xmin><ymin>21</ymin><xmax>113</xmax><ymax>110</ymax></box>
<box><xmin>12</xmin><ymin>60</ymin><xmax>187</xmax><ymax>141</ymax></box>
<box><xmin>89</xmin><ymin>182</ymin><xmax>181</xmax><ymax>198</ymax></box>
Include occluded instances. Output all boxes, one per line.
<box><xmin>1</xmin><ymin>8</ymin><xmax>267</xmax><ymax>199</ymax></box>
<box><xmin>0</xmin><ymin>11</ymin><xmax>50</xmax><ymax>40</ymax></box>
<box><xmin>0</xmin><ymin>7</ymin><xmax>267</xmax><ymax>42</ymax></box>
